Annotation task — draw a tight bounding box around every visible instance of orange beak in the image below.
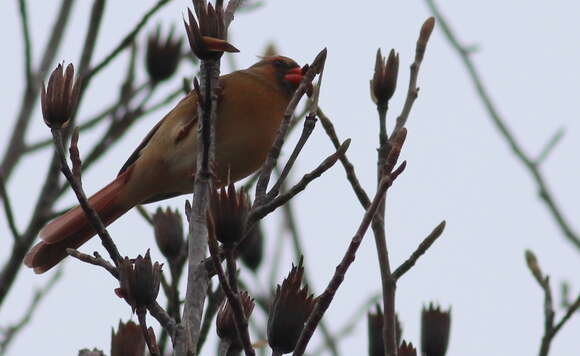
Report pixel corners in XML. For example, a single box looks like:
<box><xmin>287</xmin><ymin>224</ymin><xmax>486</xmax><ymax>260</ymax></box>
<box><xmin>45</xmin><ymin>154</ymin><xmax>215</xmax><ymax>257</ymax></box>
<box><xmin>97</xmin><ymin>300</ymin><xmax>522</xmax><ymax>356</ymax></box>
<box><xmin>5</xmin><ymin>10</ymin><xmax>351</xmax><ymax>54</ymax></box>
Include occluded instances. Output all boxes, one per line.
<box><xmin>283</xmin><ymin>67</ymin><xmax>303</xmax><ymax>85</ymax></box>
<box><xmin>284</xmin><ymin>65</ymin><xmax>314</xmax><ymax>96</ymax></box>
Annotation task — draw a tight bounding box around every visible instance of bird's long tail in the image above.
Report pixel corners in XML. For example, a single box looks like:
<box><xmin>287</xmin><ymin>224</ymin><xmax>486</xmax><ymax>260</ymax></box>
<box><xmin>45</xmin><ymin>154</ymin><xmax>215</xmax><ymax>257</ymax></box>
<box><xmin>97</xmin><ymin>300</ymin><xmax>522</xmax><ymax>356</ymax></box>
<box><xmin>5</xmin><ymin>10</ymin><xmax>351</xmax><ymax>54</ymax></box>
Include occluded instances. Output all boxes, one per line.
<box><xmin>24</xmin><ymin>172</ymin><xmax>132</xmax><ymax>274</ymax></box>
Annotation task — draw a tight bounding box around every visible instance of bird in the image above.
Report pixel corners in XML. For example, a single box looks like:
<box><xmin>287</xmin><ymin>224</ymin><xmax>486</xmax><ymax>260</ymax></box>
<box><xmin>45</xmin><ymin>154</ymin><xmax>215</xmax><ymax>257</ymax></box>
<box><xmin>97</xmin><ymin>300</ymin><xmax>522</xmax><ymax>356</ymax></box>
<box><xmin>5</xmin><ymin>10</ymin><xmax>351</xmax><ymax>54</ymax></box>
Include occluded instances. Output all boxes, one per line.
<box><xmin>24</xmin><ymin>56</ymin><xmax>306</xmax><ymax>274</ymax></box>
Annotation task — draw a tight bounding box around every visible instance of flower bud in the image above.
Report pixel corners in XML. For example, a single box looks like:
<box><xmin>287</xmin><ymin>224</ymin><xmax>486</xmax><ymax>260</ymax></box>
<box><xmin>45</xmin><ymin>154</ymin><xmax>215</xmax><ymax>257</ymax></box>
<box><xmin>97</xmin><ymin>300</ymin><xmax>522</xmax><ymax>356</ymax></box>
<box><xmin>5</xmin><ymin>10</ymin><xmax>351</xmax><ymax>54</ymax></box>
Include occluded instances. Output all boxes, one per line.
<box><xmin>146</xmin><ymin>25</ymin><xmax>182</xmax><ymax>83</ymax></box>
<box><xmin>116</xmin><ymin>250</ymin><xmax>162</xmax><ymax>311</ymax></box>
<box><xmin>110</xmin><ymin>320</ymin><xmax>145</xmax><ymax>356</ymax></box>
<box><xmin>153</xmin><ymin>207</ymin><xmax>184</xmax><ymax>261</ymax></box>
<box><xmin>268</xmin><ymin>258</ymin><xmax>316</xmax><ymax>354</ymax></box>
<box><xmin>370</xmin><ymin>49</ymin><xmax>399</xmax><ymax>106</ymax></box>
<box><xmin>41</xmin><ymin>63</ymin><xmax>81</xmax><ymax>129</ymax></box>
<box><xmin>421</xmin><ymin>303</ymin><xmax>451</xmax><ymax>356</ymax></box>
<box><xmin>209</xmin><ymin>183</ymin><xmax>249</xmax><ymax>248</ymax></box>
<box><xmin>216</xmin><ymin>290</ymin><xmax>255</xmax><ymax>348</ymax></box>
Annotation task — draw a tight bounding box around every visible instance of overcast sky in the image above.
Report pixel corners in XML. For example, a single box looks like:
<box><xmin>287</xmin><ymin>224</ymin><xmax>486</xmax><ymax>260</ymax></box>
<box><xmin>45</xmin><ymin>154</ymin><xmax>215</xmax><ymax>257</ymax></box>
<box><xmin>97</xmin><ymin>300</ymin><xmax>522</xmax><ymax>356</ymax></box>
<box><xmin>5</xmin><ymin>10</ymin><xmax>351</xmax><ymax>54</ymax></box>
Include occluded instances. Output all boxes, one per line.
<box><xmin>1</xmin><ymin>1</ymin><xmax>580</xmax><ymax>355</ymax></box>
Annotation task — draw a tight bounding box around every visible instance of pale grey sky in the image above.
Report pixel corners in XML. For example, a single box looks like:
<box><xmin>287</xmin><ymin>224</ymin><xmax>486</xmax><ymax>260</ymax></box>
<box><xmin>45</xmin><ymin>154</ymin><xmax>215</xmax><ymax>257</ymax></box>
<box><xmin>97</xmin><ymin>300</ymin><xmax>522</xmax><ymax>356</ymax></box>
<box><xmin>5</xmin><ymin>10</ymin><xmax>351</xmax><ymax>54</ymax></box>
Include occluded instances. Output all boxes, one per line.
<box><xmin>1</xmin><ymin>1</ymin><xmax>580</xmax><ymax>355</ymax></box>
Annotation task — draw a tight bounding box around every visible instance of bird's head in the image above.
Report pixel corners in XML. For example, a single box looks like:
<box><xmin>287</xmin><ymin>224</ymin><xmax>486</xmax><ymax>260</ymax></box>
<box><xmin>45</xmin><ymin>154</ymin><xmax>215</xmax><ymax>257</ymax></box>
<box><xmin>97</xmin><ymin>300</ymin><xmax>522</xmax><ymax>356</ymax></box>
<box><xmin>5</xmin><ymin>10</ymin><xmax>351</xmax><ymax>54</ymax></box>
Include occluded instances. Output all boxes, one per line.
<box><xmin>251</xmin><ymin>56</ymin><xmax>307</xmax><ymax>96</ymax></box>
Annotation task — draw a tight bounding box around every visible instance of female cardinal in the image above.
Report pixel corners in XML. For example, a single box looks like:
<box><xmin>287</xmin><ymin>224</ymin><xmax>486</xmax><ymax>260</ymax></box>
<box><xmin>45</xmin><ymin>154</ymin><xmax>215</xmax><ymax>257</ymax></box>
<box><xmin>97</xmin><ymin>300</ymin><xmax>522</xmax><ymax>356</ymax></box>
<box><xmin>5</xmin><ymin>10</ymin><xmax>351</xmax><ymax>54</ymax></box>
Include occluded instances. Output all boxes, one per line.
<box><xmin>25</xmin><ymin>56</ymin><xmax>306</xmax><ymax>273</ymax></box>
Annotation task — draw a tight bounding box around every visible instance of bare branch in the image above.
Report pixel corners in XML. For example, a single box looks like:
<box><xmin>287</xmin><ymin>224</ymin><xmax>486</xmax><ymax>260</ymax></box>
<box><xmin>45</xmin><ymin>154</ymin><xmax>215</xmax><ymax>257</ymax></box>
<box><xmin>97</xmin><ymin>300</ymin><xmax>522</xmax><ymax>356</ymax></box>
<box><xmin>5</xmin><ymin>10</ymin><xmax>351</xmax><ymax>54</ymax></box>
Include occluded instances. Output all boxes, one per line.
<box><xmin>66</xmin><ymin>249</ymin><xmax>118</xmax><ymax>279</ymax></box>
<box><xmin>1</xmin><ymin>0</ymin><xmax>75</xmax><ymax>179</ymax></box>
<box><xmin>318</xmin><ymin>108</ymin><xmax>371</xmax><ymax>207</ymax></box>
<box><xmin>18</xmin><ymin>0</ymin><xmax>33</xmax><ymax>87</ymax></box>
<box><xmin>293</xmin><ymin>173</ymin><xmax>399</xmax><ymax>355</ymax></box>
<box><xmin>425</xmin><ymin>0</ymin><xmax>580</xmax><ymax>251</ymax></box>
<box><xmin>392</xmin><ymin>221</ymin><xmax>446</xmax><ymax>280</ymax></box>
<box><xmin>250</xmin><ymin>139</ymin><xmax>350</xmax><ymax>224</ymax></box>
<box><xmin>255</xmin><ymin>48</ymin><xmax>327</xmax><ymax>203</ymax></box>
<box><xmin>207</xmin><ymin>216</ymin><xmax>255</xmax><ymax>356</ymax></box>
<box><xmin>0</xmin><ymin>175</ymin><xmax>20</xmax><ymax>241</ymax></box>
<box><xmin>52</xmin><ymin>129</ymin><xmax>123</xmax><ymax>266</ymax></box>
<box><xmin>535</xmin><ymin>128</ymin><xmax>565</xmax><ymax>166</ymax></box>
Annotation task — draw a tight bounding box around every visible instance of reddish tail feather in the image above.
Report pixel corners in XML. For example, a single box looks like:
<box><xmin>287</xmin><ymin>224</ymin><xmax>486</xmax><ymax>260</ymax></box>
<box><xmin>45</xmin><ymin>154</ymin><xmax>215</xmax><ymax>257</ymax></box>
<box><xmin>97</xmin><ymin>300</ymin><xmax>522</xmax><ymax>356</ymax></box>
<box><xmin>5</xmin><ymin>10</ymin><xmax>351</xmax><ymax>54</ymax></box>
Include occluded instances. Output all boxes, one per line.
<box><xmin>24</xmin><ymin>173</ymin><xmax>131</xmax><ymax>274</ymax></box>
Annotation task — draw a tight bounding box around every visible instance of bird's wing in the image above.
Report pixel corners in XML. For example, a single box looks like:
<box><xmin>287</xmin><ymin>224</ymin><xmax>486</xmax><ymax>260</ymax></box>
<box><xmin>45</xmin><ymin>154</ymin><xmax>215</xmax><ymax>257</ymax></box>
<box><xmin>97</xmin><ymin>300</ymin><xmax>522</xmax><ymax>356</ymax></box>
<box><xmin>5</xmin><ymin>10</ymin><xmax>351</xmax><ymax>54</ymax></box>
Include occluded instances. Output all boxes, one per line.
<box><xmin>117</xmin><ymin>92</ymin><xmax>198</xmax><ymax>176</ymax></box>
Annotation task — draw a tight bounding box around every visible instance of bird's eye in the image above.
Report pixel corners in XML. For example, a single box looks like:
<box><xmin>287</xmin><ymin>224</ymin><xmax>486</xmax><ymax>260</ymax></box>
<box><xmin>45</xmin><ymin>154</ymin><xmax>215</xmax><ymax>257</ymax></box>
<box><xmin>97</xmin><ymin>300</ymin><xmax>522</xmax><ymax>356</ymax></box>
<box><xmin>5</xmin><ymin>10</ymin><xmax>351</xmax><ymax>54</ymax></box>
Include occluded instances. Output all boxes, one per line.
<box><xmin>273</xmin><ymin>59</ymin><xmax>286</xmax><ymax>67</ymax></box>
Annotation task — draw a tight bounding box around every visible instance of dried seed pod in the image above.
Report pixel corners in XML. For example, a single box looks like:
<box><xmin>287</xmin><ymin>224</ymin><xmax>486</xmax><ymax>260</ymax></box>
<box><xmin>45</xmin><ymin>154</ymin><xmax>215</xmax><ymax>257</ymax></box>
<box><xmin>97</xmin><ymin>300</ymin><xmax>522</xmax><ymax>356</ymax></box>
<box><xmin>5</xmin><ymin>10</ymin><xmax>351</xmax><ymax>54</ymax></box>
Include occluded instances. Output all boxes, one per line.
<box><xmin>183</xmin><ymin>1</ymin><xmax>238</xmax><ymax>60</ymax></box>
<box><xmin>209</xmin><ymin>182</ymin><xmax>249</xmax><ymax>248</ymax></box>
<box><xmin>110</xmin><ymin>320</ymin><xmax>145</xmax><ymax>356</ymax></box>
<box><xmin>146</xmin><ymin>25</ymin><xmax>182</xmax><ymax>83</ymax></box>
<box><xmin>216</xmin><ymin>290</ymin><xmax>255</xmax><ymax>348</ymax></box>
<box><xmin>153</xmin><ymin>207</ymin><xmax>184</xmax><ymax>261</ymax></box>
<box><xmin>40</xmin><ymin>63</ymin><xmax>81</xmax><ymax>129</ymax></box>
<box><xmin>268</xmin><ymin>258</ymin><xmax>316</xmax><ymax>354</ymax></box>
<box><xmin>399</xmin><ymin>341</ymin><xmax>418</xmax><ymax>356</ymax></box>
<box><xmin>421</xmin><ymin>303</ymin><xmax>451</xmax><ymax>356</ymax></box>
<box><xmin>116</xmin><ymin>250</ymin><xmax>162</xmax><ymax>311</ymax></box>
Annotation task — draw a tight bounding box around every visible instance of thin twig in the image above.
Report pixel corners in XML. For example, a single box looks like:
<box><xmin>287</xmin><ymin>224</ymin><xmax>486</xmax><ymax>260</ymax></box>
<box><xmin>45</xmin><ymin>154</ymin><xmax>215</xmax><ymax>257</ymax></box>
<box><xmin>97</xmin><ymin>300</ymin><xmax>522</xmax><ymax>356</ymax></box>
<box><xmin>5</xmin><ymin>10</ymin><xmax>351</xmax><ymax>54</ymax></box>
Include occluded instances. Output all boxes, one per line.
<box><xmin>525</xmin><ymin>250</ymin><xmax>580</xmax><ymax>356</ymax></box>
<box><xmin>254</xmin><ymin>49</ymin><xmax>327</xmax><ymax>204</ymax></box>
<box><xmin>266</xmin><ymin>114</ymin><xmax>317</xmax><ymax>200</ymax></box>
<box><xmin>0</xmin><ymin>176</ymin><xmax>20</xmax><ymax>241</ymax></box>
<box><xmin>317</xmin><ymin>108</ymin><xmax>371</xmax><ymax>208</ymax></box>
<box><xmin>66</xmin><ymin>249</ymin><xmax>118</xmax><ymax>279</ymax></box>
<box><xmin>250</xmin><ymin>139</ymin><xmax>350</xmax><ymax>224</ymax></box>
<box><xmin>136</xmin><ymin>205</ymin><xmax>154</xmax><ymax>225</ymax></box>
<box><xmin>0</xmin><ymin>266</ymin><xmax>63</xmax><ymax>354</ymax></box>
<box><xmin>292</xmin><ymin>171</ymin><xmax>401</xmax><ymax>356</ymax></box>
<box><xmin>535</xmin><ymin>128</ymin><xmax>565</xmax><ymax>166</ymax></box>
<box><xmin>266</xmin><ymin>61</ymin><xmax>325</xmax><ymax>200</ymax></box>
<box><xmin>52</xmin><ymin>129</ymin><xmax>123</xmax><ymax>266</ymax></box>
<box><xmin>196</xmin><ymin>286</ymin><xmax>225</xmax><ymax>354</ymax></box>
<box><xmin>278</xmin><ymin>173</ymin><xmax>340</xmax><ymax>356</ymax></box>
<box><xmin>551</xmin><ymin>294</ymin><xmax>580</xmax><ymax>336</ymax></box>
<box><xmin>391</xmin><ymin>17</ymin><xmax>435</xmax><ymax>137</ymax></box>
<box><xmin>310</xmin><ymin>293</ymin><xmax>382</xmax><ymax>355</ymax></box>
<box><xmin>148</xmin><ymin>301</ymin><xmax>178</xmax><ymax>345</ymax></box>
<box><xmin>207</xmin><ymin>218</ymin><xmax>255</xmax><ymax>356</ymax></box>
<box><xmin>425</xmin><ymin>0</ymin><xmax>580</xmax><ymax>251</ymax></box>
<box><xmin>1</xmin><ymin>0</ymin><xmax>75</xmax><ymax>179</ymax></box>
<box><xmin>18</xmin><ymin>0</ymin><xmax>33</xmax><ymax>88</ymax></box>
<box><xmin>392</xmin><ymin>221</ymin><xmax>446</xmax><ymax>280</ymax></box>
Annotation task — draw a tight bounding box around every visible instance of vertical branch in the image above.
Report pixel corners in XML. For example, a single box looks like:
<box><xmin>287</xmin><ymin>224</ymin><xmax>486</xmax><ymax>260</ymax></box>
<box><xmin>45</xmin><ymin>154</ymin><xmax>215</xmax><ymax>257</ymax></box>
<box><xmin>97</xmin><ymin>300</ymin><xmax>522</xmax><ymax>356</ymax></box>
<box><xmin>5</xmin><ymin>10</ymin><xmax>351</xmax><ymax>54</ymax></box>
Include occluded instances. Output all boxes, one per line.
<box><xmin>1</xmin><ymin>0</ymin><xmax>75</xmax><ymax>179</ymax></box>
<box><xmin>18</xmin><ymin>0</ymin><xmax>33</xmax><ymax>87</ymax></box>
<box><xmin>181</xmin><ymin>1</ymin><xmax>243</xmax><ymax>352</ymax></box>
<box><xmin>182</xmin><ymin>58</ymin><xmax>220</xmax><ymax>354</ymax></box>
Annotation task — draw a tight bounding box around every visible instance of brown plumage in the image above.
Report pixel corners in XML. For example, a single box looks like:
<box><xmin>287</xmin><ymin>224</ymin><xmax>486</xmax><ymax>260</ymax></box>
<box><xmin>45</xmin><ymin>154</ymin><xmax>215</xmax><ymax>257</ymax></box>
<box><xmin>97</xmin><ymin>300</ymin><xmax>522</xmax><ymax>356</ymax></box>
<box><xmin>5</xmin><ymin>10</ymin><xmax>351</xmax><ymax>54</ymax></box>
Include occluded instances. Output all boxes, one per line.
<box><xmin>25</xmin><ymin>56</ymin><xmax>304</xmax><ymax>273</ymax></box>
